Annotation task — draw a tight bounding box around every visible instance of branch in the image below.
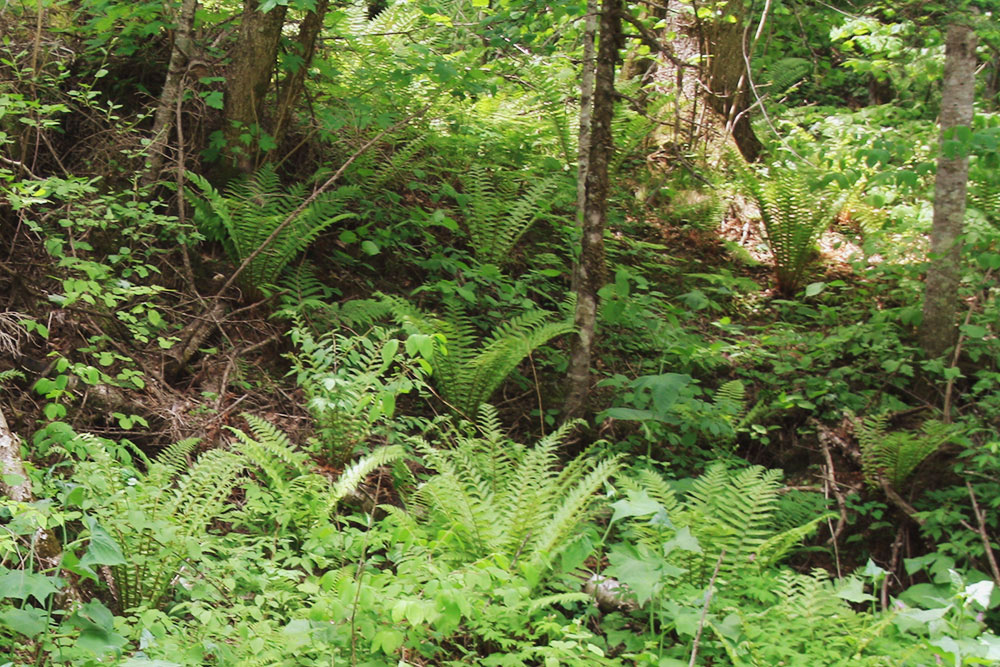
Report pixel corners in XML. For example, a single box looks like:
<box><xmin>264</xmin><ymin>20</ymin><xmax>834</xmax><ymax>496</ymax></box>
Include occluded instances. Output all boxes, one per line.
<box><xmin>618</xmin><ymin>12</ymin><xmax>693</xmax><ymax>71</ymax></box>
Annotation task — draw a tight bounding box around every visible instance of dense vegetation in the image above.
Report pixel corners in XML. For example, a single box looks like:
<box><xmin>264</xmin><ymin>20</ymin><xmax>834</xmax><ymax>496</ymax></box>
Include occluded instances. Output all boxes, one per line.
<box><xmin>1</xmin><ymin>0</ymin><xmax>999</xmax><ymax>664</ymax></box>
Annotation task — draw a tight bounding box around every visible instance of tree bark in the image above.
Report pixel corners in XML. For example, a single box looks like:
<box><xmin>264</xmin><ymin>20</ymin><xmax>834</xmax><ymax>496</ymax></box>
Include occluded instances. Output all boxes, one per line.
<box><xmin>571</xmin><ymin>0</ymin><xmax>597</xmax><ymax>295</ymax></box>
<box><xmin>563</xmin><ymin>0</ymin><xmax>622</xmax><ymax>420</ymax></box>
<box><xmin>218</xmin><ymin>0</ymin><xmax>287</xmax><ymax>179</ymax></box>
<box><xmin>919</xmin><ymin>22</ymin><xmax>977</xmax><ymax>359</ymax></box>
<box><xmin>696</xmin><ymin>0</ymin><xmax>763</xmax><ymax>162</ymax></box>
<box><xmin>0</xmin><ymin>405</ymin><xmax>31</xmax><ymax>503</ymax></box>
<box><xmin>268</xmin><ymin>0</ymin><xmax>331</xmax><ymax>159</ymax></box>
<box><xmin>142</xmin><ymin>0</ymin><xmax>198</xmax><ymax>186</ymax></box>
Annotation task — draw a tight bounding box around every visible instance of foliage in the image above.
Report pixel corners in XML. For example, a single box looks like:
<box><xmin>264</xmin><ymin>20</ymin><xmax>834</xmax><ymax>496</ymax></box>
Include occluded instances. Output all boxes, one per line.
<box><xmin>740</xmin><ymin>162</ymin><xmax>850</xmax><ymax>294</ymax></box>
<box><xmin>73</xmin><ymin>434</ymin><xmax>244</xmax><ymax>610</ymax></box>
<box><xmin>186</xmin><ymin>166</ymin><xmax>354</xmax><ymax>294</ymax></box>
<box><xmin>286</xmin><ymin>320</ymin><xmax>428</xmax><ymax>463</ymax></box>
<box><xmin>455</xmin><ymin>165</ymin><xmax>564</xmax><ymax>266</ymax></box>
<box><xmin>408</xmin><ymin>405</ymin><xmax>622</xmax><ymax>579</ymax></box>
<box><xmin>858</xmin><ymin>412</ymin><xmax>958</xmax><ymax>488</ymax></box>
<box><xmin>384</xmin><ymin>295</ymin><xmax>574</xmax><ymax>417</ymax></box>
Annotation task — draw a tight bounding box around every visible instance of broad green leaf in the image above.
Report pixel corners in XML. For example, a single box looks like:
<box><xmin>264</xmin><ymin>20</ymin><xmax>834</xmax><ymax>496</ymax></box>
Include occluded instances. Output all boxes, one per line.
<box><xmin>0</xmin><ymin>607</ymin><xmax>48</xmax><ymax>637</ymax></box>
<box><xmin>80</xmin><ymin>519</ymin><xmax>126</xmax><ymax>568</ymax></box>
<box><xmin>0</xmin><ymin>568</ymin><xmax>62</xmax><ymax>603</ymax></box>
<box><xmin>609</xmin><ymin>490</ymin><xmax>665</xmax><ymax>524</ymax></box>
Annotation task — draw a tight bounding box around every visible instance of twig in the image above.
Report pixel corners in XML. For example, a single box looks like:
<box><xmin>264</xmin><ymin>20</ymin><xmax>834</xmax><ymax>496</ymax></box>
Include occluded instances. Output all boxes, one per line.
<box><xmin>962</xmin><ymin>481</ymin><xmax>1000</xmax><ymax>587</ymax></box>
<box><xmin>688</xmin><ymin>549</ymin><xmax>725</xmax><ymax>667</ymax></box>
<box><xmin>881</xmin><ymin>526</ymin><xmax>905</xmax><ymax>611</ymax></box>
<box><xmin>818</xmin><ymin>437</ymin><xmax>846</xmax><ymax>577</ymax></box>
<box><xmin>880</xmin><ymin>478</ymin><xmax>926</xmax><ymax>527</ymax></box>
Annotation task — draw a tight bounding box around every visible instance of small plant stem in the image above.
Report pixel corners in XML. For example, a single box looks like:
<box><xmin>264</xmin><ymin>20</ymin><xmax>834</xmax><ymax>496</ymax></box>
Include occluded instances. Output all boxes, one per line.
<box><xmin>350</xmin><ymin>473</ymin><xmax>383</xmax><ymax>666</ymax></box>
<box><xmin>528</xmin><ymin>351</ymin><xmax>545</xmax><ymax>437</ymax></box>
<box><xmin>688</xmin><ymin>549</ymin><xmax>725</xmax><ymax>667</ymax></box>
<box><xmin>942</xmin><ymin>268</ymin><xmax>992</xmax><ymax>423</ymax></box>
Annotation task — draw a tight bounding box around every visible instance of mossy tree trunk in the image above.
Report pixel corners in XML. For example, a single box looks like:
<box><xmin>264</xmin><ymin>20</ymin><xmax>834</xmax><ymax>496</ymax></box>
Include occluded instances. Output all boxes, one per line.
<box><xmin>268</xmin><ymin>0</ymin><xmax>332</xmax><ymax>160</ymax></box>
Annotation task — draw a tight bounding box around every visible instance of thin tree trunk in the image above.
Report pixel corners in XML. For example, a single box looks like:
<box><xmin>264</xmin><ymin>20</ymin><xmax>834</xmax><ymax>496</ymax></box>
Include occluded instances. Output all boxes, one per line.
<box><xmin>571</xmin><ymin>0</ymin><xmax>598</xmax><ymax>295</ymax></box>
<box><xmin>218</xmin><ymin>0</ymin><xmax>287</xmax><ymax>179</ymax></box>
<box><xmin>919</xmin><ymin>21</ymin><xmax>977</xmax><ymax>359</ymax></box>
<box><xmin>142</xmin><ymin>0</ymin><xmax>198</xmax><ymax>186</ymax></box>
<box><xmin>563</xmin><ymin>0</ymin><xmax>622</xmax><ymax>420</ymax></box>
<box><xmin>268</xmin><ymin>0</ymin><xmax>331</xmax><ymax>159</ymax></box>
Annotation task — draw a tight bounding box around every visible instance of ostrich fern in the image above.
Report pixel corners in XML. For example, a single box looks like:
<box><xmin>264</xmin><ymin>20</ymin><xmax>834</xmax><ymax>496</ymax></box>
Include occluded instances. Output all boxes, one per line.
<box><xmin>458</xmin><ymin>166</ymin><xmax>563</xmax><ymax>266</ymax></box>
<box><xmin>411</xmin><ymin>406</ymin><xmax>621</xmax><ymax>580</ymax></box>
<box><xmin>73</xmin><ymin>435</ymin><xmax>244</xmax><ymax>610</ymax></box>
<box><xmin>858</xmin><ymin>413</ymin><xmax>956</xmax><ymax>488</ymax></box>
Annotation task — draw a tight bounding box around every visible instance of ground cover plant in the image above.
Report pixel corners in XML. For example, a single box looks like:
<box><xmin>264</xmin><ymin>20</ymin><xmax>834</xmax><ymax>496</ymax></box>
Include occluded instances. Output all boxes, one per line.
<box><xmin>2</xmin><ymin>0</ymin><xmax>1000</xmax><ymax>664</ymax></box>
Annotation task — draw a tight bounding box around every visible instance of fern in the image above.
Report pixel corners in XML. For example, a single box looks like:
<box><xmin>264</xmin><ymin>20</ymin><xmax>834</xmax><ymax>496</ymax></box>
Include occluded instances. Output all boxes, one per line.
<box><xmin>0</xmin><ymin>368</ymin><xmax>25</xmax><ymax>387</ymax></box>
<box><xmin>458</xmin><ymin>165</ymin><xmax>563</xmax><ymax>266</ymax></box>
<box><xmin>761</xmin><ymin>57</ymin><xmax>813</xmax><ymax>96</ymax></box>
<box><xmin>288</xmin><ymin>323</ymin><xmax>419</xmax><ymax>462</ymax></box>
<box><xmin>230</xmin><ymin>414</ymin><xmax>405</xmax><ymax>522</ymax></box>
<box><xmin>73</xmin><ymin>437</ymin><xmax>245</xmax><ymax>610</ymax></box>
<box><xmin>186</xmin><ymin>166</ymin><xmax>355</xmax><ymax>294</ymax></box>
<box><xmin>625</xmin><ymin>464</ymin><xmax>831</xmax><ymax>587</ymax></box>
<box><xmin>858</xmin><ymin>413</ymin><xmax>956</xmax><ymax>488</ymax></box>
<box><xmin>384</xmin><ymin>295</ymin><xmax>573</xmax><ymax>416</ymax></box>
<box><xmin>741</xmin><ymin>163</ymin><xmax>848</xmax><ymax>295</ymax></box>
<box><xmin>411</xmin><ymin>406</ymin><xmax>621</xmax><ymax>582</ymax></box>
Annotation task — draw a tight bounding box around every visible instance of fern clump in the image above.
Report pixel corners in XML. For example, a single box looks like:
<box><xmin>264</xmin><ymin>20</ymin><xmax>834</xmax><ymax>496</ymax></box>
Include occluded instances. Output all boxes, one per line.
<box><xmin>73</xmin><ymin>435</ymin><xmax>245</xmax><ymax>610</ymax></box>
<box><xmin>384</xmin><ymin>295</ymin><xmax>573</xmax><ymax>417</ymax></box>
<box><xmin>409</xmin><ymin>405</ymin><xmax>622</xmax><ymax>581</ymax></box>
<box><xmin>456</xmin><ymin>165</ymin><xmax>563</xmax><ymax>266</ymax></box>
<box><xmin>186</xmin><ymin>166</ymin><xmax>354</xmax><ymax>295</ymax></box>
<box><xmin>858</xmin><ymin>413</ymin><xmax>957</xmax><ymax>488</ymax></box>
<box><xmin>287</xmin><ymin>322</ymin><xmax>424</xmax><ymax>463</ymax></box>
<box><xmin>741</xmin><ymin>163</ymin><xmax>848</xmax><ymax>295</ymax></box>
<box><xmin>229</xmin><ymin>413</ymin><xmax>405</xmax><ymax>526</ymax></box>
<box><xmin>610</xmin><ymin>464</ymin><xmax>833</xmax><ymax>592</ymax></box>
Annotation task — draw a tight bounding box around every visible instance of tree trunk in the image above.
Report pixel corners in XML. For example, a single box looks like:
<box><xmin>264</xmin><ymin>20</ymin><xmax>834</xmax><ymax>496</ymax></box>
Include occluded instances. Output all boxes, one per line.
<box><xmin>697</xmin><ymin>0</ymin><xmax>763</xmax><ymax>162</ymax></box>
<box><xmin>268</xmin><ymin>0</ymin><xmax>331</xmax><ymax>159</ymax></box>
<box><xmin>919</xmin><ymin>22</ymin><xmax>977</xmax><ymax>359</ymax></box>
<box><xmin>141</xmin><ymin>0</ymin><xmax>198</xmax><ymax>186</ymax></box>
<box><xmin>563</xmin><ymin>0</ymin><xmax>622</xmax><ymax>420</ymax></box>
<box><xmin>218</xmin><ymin>0</ymin><xmax>287</xmax><ymax>179</ymax></box>
<box><xmin>571</xmin><ymin>0</ymin><xmax>597</xmax><ymax>295</ymax></box>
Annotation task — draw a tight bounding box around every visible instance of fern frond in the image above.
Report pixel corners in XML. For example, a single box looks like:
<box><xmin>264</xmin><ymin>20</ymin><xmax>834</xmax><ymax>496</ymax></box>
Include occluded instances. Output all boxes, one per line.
<box><xmin>858</xmin><ymin>413</ymin><xmax>956</xmax><ymax>488</ymax></box>
<box><xmin>458</xmin><ymin>166</ymin><xmax>564</xmax><ymax>266</ymax></box>
<box><xmin>528</xmin><ymin>455</ymin><xmax>623</xmax><ymax>564</ymax></box>
<box><xmin>186</xmin><ymin>165</ymin><xmax>355</xmax><ymax>295</ymax></box>
<box><xmin>328</xmin><ymin>444</ymin><xmax>406</xmax><ymax>511</ymax></box>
